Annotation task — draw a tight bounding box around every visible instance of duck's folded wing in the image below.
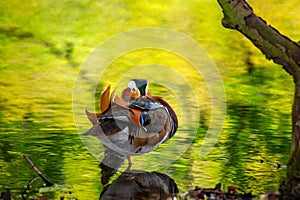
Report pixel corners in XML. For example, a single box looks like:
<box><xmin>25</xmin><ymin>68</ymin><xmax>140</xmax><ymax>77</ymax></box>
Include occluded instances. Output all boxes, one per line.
<box><xmin>82</xmin><ymin>105</ymin><xmax>136</xmax><ymax>138</ymax></box>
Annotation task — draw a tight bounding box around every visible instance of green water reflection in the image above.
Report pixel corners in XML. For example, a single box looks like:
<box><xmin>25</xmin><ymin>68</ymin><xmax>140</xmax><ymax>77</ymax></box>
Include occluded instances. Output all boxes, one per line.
<box><xmin>0</xmin><ymin>0</ymin><xmax>297</xmax><ymax>199</ymax></box>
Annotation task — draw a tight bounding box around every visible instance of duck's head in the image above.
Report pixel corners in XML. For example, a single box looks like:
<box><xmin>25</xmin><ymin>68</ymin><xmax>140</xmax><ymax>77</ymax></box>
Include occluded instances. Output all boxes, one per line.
<box><xmin>127</xmin><ymin>79</ymin><xmax>149</xmax><ymax>98</ymax></box>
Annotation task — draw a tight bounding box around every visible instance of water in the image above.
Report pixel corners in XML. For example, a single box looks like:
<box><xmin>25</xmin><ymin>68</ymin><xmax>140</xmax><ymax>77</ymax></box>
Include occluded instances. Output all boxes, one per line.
<box><xmin>0</xmin><ymin>0</ymin><xmax>298</xmax><ymax>199</ymax></box>
<box><xmin>0</xmin><ymin>66</ymin><xmax>292</xmax><ymax>199</ymax></box>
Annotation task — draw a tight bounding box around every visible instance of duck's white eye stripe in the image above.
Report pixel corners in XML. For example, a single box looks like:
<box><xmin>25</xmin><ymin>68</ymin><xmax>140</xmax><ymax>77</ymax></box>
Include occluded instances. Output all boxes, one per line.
<box><xmin>128</xmin><ymin>80</ymin><xmax>136</xmax><ymax>89</ymax></box>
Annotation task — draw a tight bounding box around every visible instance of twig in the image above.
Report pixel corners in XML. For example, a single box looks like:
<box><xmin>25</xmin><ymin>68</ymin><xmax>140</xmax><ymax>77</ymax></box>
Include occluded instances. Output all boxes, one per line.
<box><xmin>21</xmin><ymin>177</ymin><xmax>41</xmax><ymax>199</ymax></box>
<box><xmin>23</xmin><ymin>154</ymin><xmax>54</xmax><ymax>187</ymax></box>
<box><xmin>259</xmin><ymin>159</ymin><xmax>287</xmax><ymax>169</ymax></box>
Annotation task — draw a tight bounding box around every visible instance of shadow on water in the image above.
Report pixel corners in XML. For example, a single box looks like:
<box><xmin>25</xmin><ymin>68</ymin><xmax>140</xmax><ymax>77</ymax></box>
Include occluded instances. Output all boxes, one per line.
<box><xmin>98</xmin><ymin>159</ymin><xmax>254</xmax><ymax>199</ymax></box>
<box><xmin>99</xmin><ymin>168</ymin><xmax>178</xmax><ymax>200</ymax></box>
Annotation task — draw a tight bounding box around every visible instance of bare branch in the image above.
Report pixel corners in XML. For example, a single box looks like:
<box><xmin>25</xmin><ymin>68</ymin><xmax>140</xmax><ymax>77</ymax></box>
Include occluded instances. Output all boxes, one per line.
<box><xmin>23</xmin><ymin>154</ymin><xmax>54</xmax><ymax>187</ymax></box>
<box><xmin>217</xmin><ymin>0</ymin><xmax>300</xmax><ymax>80</ymax></box>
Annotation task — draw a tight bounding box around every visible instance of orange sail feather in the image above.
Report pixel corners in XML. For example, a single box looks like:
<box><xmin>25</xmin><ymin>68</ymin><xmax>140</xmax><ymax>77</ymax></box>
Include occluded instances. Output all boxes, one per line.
<box><xmin>100</xmin><ymin>86</ymin><xmax>111</xmax><ymax>113</ymax></box>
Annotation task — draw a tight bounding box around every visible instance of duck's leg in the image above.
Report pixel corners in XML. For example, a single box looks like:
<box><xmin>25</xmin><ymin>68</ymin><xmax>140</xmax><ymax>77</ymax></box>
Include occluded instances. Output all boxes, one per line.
<box><xmin>126</xmin><ymin>156</ymin><xmax>132</xmax><ymax>164</ymax></box>
<box><xmin>126</xmin><ymin>156</ymin><xmax>132</xmax><ymax>171</ymax></box>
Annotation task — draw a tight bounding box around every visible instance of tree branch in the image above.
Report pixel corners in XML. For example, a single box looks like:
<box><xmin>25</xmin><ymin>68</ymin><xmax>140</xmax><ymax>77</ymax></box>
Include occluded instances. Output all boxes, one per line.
<box><xmin>23</xmin><ymin>154</ymin><xmax>54</xmax><ymax>187</ymax></box>
<box><xmin>216</xmin><ymin>0</ymin><xmax>300</xmax><ymax>195</ymax></box>
<box><xmin>217</xmin><ymin>0</ymin><xmax>300</xmax><ymax>80</ymax></box>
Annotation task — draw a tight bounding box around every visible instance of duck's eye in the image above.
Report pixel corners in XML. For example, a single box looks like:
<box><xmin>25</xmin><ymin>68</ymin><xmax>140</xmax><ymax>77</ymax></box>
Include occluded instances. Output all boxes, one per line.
<box><xmin>132</xmin><ymin>88</ymin><xmax>136</xmax><ymax>91</ymax></box>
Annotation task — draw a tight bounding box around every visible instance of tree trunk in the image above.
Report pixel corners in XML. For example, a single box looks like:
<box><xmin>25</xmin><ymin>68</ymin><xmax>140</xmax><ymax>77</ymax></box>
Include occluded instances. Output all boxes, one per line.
<box><xmin>216</xmin><ymin>0</ymin><xmax>300</xmax><ymax>198</ymax></box>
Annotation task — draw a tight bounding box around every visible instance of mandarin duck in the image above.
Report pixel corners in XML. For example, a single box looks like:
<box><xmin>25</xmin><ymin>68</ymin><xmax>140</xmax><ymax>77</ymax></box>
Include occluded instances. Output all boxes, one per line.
<box><xmin>83</xmin><ymin>79</ymin><xmax>178</xmax><ymax>183</ymax></box>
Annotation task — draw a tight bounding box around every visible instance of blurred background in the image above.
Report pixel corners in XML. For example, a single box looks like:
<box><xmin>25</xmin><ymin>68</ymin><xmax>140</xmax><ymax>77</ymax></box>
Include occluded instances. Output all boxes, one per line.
<box><xmin>0</xmin><ymin>0</ymin><xmax>299</xmax><ymax>199</ymax></box>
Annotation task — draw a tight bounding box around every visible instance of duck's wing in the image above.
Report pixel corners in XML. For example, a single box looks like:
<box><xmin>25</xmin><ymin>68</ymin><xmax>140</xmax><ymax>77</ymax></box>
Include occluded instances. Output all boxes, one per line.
<box><xmin>82</xmin><ymin>103</ymin><xmax>133</xmax><ymax>138</ymax></box>
<box><xmin>83</xmin><ymin>84</ymin><xmax>133</xmax><ymax>137</ymax></box>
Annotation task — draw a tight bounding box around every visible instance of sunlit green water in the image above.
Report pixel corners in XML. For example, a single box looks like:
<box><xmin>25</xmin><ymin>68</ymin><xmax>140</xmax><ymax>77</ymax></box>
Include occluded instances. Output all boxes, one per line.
<box><xmin>0</xmin><ymin>0</ymin><xmax>298</xmax><ymax>199</ymax></box>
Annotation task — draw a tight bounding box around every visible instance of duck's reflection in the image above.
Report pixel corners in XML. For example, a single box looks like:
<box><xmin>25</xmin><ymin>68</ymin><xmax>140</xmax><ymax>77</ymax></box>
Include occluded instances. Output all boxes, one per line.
<box><xmin>100</xmin><ymin>168</ymin><xmax>178</xmax><ymax>200</ymax></box>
